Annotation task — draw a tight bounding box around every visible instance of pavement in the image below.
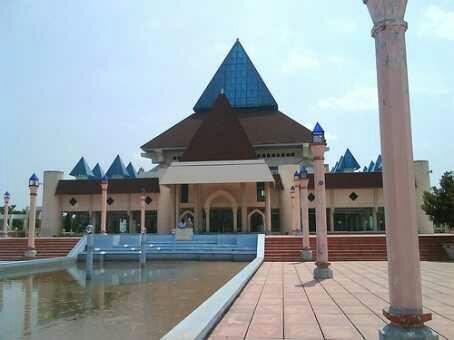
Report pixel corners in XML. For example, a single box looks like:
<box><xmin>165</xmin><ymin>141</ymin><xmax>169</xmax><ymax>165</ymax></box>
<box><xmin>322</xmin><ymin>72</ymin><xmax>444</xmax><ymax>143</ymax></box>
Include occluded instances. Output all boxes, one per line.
<box><xmin>209</xmin><ymin>261</ymin><xmax>454</xmax><ymax>339</ymax></box>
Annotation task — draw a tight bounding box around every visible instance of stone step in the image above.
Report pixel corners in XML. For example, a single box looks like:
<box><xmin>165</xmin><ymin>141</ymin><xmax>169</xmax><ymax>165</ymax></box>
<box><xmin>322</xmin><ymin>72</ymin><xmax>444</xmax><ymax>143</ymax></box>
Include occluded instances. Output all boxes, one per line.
<box><xmin>0</xmin><ymin>238</ymin><xmax>79</xmax><ymax>261</ymax></box>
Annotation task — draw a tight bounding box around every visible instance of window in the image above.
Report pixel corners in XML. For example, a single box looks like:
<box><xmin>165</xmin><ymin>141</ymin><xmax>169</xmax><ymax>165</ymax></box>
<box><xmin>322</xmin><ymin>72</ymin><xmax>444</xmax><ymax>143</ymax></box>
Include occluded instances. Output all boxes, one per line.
<box><xmin>256</xmin><ymin>182</ymin><xmax>266</xmax><ymax>202</ymax></box>
<box><xmin>180</xmin><ymin>184</ymin><xmax>189</xmax><ymax>203</ymax></box>
<box><xmin>309</xmin><ymin>208</ymin><xmax>316</xmax><ymax>232</ymax></box>
<box><xmin>271</xmin><ymin>209</ymin><xmax>280</xmax><ymax>233</ymax></box>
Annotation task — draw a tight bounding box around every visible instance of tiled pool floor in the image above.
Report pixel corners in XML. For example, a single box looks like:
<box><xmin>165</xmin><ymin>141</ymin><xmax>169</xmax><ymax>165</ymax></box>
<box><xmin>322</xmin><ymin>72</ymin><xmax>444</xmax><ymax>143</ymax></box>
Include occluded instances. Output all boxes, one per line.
<box><xmin>210</xmin><ymin>261</ymin><xmax>454</xmax><ymax>339</ymax></box>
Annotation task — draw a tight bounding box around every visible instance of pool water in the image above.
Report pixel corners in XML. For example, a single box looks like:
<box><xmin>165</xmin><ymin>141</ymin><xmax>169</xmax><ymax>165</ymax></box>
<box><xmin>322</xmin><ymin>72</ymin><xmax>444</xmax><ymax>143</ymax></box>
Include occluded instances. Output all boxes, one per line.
<box><xmin>0</xmin><ymin>261</ymin><xmax>247</xmax><ymax>340</ymax></box>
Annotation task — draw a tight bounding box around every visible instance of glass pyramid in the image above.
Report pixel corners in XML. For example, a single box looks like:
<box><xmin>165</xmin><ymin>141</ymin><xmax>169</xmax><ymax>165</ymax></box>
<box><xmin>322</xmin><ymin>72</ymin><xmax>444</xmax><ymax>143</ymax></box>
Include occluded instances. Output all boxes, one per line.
<box><xmin>193</xmin><ymin>39</ymin><xmax>278</xmax><ymax>112</ymax></box>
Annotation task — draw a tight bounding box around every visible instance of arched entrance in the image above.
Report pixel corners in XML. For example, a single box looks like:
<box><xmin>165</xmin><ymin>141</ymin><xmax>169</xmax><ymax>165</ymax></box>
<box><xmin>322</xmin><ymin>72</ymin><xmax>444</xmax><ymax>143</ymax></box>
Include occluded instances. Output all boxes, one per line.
<box><xmin>204</xmin><ymin>190</ymin><xmax>238</xmax><ymax>232</ymax></box>
<box><xmin>248</xmin><ymin>209</ymin><xmax>265</xmax><ymax>233</ymax></box>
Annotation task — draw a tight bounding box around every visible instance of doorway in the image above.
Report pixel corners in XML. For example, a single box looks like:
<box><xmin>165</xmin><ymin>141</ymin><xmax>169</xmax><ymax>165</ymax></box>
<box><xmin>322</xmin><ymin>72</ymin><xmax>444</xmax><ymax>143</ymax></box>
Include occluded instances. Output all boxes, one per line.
<box><xmin>209</xmin><ymin>208</ymin><xmax>233</xmax><ymax>233</ymax></box>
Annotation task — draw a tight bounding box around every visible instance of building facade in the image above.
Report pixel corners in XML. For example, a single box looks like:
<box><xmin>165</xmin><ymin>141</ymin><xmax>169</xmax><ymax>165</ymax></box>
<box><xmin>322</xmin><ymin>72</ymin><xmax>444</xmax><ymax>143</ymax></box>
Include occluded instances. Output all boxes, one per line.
<box><xmin>41</xmin><ymin>40</ymin><xmax>433</xmax><ymax>236</ymax></box>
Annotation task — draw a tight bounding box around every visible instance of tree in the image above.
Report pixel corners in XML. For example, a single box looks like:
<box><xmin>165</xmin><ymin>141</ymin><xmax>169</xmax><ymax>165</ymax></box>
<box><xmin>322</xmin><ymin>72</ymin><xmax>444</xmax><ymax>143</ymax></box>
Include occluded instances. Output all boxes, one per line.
<box><xmin>422</xmin><ymin>171</ymin><xmax>454</xmax><ymax>230</ymax></box>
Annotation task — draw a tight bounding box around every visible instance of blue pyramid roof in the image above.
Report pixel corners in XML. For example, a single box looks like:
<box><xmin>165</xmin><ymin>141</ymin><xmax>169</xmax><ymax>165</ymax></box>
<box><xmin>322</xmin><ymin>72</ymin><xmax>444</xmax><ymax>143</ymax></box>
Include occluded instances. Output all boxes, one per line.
<box><xmin>193</xmin><ymin>39</ymin><xmax>277</xmax><ymax>112</ymax></box>
<box><xmin>363</xmin><ymin>166</ymin><xmax>368</xmax><ymax>172</ymax></box>
<box><xmin>341</xmin><ymin>148</ymin><xmax>361</xmax><ymax>171</ymax></box>
<box><xmin>367</xmin><ymin>161</ymin><xmax>375</xmax><ymax>172</ymax></box>
<box><xmin>126</xmin><ymin>162</ymin><xmax>137</xmax><ymax>178</ymax></box>
<box><xmin>29</xmin><ymin>173</ymin><xmax>39</xmax><ymax>181</ymax></box>
<box><xmin>69</xmin><ymin>157</ymin><xmax>94</xmax><ymax>178</ymax></box>
<box><xmin>91</xmin><ymin>163</ymin><xmax>105</xmax><ymax>179</ymax></box>
<box><xmin>373</xmin><ymin>155</ymin><xmax>382</xmax><ymax>172</ymax></box>
<box><xmin>105</xmin><ymin>155</ymin><xmax>129</xmax><ymax>178</ymax></box>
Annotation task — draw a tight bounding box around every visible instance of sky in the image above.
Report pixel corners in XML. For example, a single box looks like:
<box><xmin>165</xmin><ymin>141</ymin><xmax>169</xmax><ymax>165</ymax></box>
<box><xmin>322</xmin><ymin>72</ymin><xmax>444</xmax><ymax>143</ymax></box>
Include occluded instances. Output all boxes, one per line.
<box><xmin>1</xmin><ymin>0</ymin><xmax>453</xmax><ymax>208</ymax></box>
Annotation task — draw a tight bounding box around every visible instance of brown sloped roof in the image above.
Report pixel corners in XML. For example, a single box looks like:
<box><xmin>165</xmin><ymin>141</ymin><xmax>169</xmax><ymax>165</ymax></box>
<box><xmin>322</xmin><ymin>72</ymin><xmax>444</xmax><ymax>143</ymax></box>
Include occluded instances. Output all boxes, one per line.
<box><xmin>55</xmin><ymin>178</ymin><xmax>160</xmax><ymax>195</ymax></box>
<box><xmin>141</xmin><ymin>108</ymin><xmax>312</xmax><ymax>151</ymax></box>
<box><xmin>181</xmin><ymin>94</ymin><xmax>256</xmax><ymax>161</ymax></box>
<box><xmin>308</xmin><ymin>172</ymin><xmax>383</xmax><ymax>189</ymax></box>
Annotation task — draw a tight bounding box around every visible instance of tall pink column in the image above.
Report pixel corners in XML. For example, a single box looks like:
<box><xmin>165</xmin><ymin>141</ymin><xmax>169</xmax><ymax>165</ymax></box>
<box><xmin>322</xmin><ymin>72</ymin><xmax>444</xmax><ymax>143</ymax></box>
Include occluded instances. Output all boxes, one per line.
<box><xmin>289</xmin><ymin>186</ymin><xmax>297</xmax><ymax>234</ymax></box>
<box><xmin>100</xmin><ymin>176</ymin><xmax>108</xmax><ymax>234</ymax></box>
<box><xmin>310</xmin><ymin>123</ymin><xmax>332</xmax><ymax>279</ymax></box>
<box><xmin>364</xmin><ymin>1</ymin><xmax>436</xmax><ymax>338</ymax></box>
<box><xmin>25</xmin><ymin>174</ymin><xmax>39</xmax><ymax>257</ymax></box>
<box><xmin>1</xmin><ymin>192</ymin><xmax>10</xmax><ymax>238</ymax></box>
<box><xmin>294</xmin><ymin>168</ymin><xmax>312</xmax><ymax>261</ymax></box>
<box><xmin>140</xmin><ymin>193</ymin><xmax>146</xmax><ymax>234</ymax></box>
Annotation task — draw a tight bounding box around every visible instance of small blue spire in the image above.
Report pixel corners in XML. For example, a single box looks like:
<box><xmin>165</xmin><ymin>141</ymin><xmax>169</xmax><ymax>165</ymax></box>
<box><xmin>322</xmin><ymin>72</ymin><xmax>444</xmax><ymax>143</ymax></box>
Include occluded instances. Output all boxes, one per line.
<box><xmin>332</xmin><ymin>160</ymin><xmax>339</xmax><ymax>173</ymax></box>
<box><xmin>342</xmin><ymin>148</ymin><xmax>361</xmax><ymax>171</ymax></box>
<box><xmin>105</xmin><ymin>155</ymin><xmax>129</xmax><ymax>178</ymax></box>
<box><xmin>335</xmin><ymin>156</ymin><xmax>345</xmax><ymax>173</ymax></box>
<box><xmin>363</xmin><ymin>166</ymin><xmax>368</xmax><ymax>172</ymax></box>
<box><xmin>91</xmin><ymin>163</ymin><xmax>105</xmax><ymax>179</ymax></box>
<box><xmin>299</xmin><ymin>164</ymin><xmax>308</xmax><ymax>177</ymax></box>
<box><xmin>101</xmin><ymin>174</ymin><xmax>108</xmax><ymax>184</ymax></box>
<box><xmin>367</xmin><ymin>160</ymin><xmax>375</xmax><ymax>172</ymax></box>
<box><xmin>373</xmin><ymin>155</ymin><xmax>382</xmax><ymax>172</ymax></box>
<box><xmin>70</xmin><ymin>157</ymin><xmax>94</xmax><ymax>179</ymax></box>
<box><xmin>126</xmin><ymin>162</ymin><xmax>137</xmax><ymax>178</ymax></box>
<box><xmin>29</xmin><ymin>173</ymin><xmax>39</xmax><ymax>182</ymax></box>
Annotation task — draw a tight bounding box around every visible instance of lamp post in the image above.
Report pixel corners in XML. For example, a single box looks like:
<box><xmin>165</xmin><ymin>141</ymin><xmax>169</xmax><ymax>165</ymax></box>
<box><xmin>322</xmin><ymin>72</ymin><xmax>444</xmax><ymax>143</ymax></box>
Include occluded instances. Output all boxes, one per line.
<box><xmin>289</xmin><ymin>185</ymin><xmax>297</xmax><ymax>234</ymax></box>
<box><xmin>310</xmin><ymin>122</ymin><xmax>333</xmax><ymax>280</ymax></box>
<box><xmin>140</xmin><ymin>190</ymin><xmax>146</xmax><ymax>234</ymax></box>
<box><xmin>1</xmin><ymin>192</ymin><xmax>10</xmax><ymax>238</ymax></box>
<box><xmin>100</xmin><ymin>175</ymin><xmax>108</xmax><ymax>234</ymax></box>
<box><xmin>364</xmin><ymin>1</ymin><xmax>436</xmax><ymax>338</ymax></box>
<box><xmin>295</xmin><ymin>166</ymin><xmax>312</xmax><ymax>261</ymax></box>
<box><xmin>25</xmin><ymin>174</ymin><xmax>39</xmax><ymax>258</ymax></box>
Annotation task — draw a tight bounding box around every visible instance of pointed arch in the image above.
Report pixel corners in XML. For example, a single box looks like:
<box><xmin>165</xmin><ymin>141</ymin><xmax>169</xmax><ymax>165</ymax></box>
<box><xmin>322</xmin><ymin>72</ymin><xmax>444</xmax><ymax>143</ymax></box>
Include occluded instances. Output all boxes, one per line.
<box><xmin>204</xmin><ymin>190</ymin><xmax>238</xmax><ymax>232</ymax></box>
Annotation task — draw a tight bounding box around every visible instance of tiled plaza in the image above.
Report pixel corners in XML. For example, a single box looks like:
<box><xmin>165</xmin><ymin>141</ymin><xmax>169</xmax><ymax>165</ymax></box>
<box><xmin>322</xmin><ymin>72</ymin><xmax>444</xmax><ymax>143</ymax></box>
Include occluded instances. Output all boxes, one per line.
<box><xmin>210</xmin><ymin>261</ymin><xmax>454</xmax><ymax>339</ymax></box>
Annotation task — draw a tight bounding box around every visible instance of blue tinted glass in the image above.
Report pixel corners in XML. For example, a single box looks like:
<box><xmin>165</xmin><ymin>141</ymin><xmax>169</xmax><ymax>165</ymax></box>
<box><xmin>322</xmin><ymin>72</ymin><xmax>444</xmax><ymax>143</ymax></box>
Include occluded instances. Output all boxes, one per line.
<box><xmin>194</xmin><ymin>40</ymin><xmax>277</xmax><ymax>111</ymax></box>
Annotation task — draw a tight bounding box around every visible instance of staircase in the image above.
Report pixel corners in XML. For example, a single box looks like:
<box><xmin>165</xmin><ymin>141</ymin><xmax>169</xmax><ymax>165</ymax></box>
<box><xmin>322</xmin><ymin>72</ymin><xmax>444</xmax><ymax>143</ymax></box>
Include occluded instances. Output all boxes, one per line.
<box><xmin>0</xmin><ymin>238</ymin><xmax>80</xmax><ymax>261</ymax></box>
<box><xmin>265</xmin><ymin>234</ymin><xmax>454</xmax><ymax>262</ymax></box>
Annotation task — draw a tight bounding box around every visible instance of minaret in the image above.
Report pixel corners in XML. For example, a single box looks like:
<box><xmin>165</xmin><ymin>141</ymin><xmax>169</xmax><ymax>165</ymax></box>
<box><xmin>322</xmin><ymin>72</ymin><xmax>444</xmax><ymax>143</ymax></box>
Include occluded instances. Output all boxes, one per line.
<box><xmin>310</xmin><ymin>123</ymin><xmax>333</xmax><ymax>280</ymax></box>
<box><xmin>25</xmin><ymin>174</ymin><xmax>39</xmax><ymax>257</ymax></box>
<box><xmin>364</xmin><ymin>1</ymin><xmax>437</xmax><ymax>338</ymax></box>
<box><xmin>100</xmin><ymin>175</ymin><xmax>108</xmax><ymax>234</ymax></box>
<box><xmin>1</xmin><ymin>192</ymin><xmax>10</xmax><ymax>238</ymax></box>
<box><xmin>294</xmin><ymin>166</ymin><xmax>312</xmax><ymax>261</ymax></box>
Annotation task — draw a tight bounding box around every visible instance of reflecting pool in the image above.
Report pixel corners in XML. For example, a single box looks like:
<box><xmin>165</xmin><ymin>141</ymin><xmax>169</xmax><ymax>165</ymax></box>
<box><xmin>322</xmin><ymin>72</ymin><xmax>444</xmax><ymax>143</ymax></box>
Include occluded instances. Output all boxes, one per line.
<box><xmin>0</xmin><ymin>261</ymin><xmax>247</xmax><ymax>340</ymax></box>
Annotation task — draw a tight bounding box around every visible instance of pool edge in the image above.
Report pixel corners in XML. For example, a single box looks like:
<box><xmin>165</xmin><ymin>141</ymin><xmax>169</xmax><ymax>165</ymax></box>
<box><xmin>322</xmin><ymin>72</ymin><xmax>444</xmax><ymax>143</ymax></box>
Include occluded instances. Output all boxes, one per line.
<box><xmin>161</xmin><ymin>233</ymin><xmax>265</xmax><ymax>340</ymax></box>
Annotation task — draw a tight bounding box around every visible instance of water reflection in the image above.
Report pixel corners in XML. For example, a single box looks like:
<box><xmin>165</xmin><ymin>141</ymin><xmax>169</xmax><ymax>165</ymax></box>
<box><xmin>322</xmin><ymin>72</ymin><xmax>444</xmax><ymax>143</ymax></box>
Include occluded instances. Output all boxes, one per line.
<box><xmin>0</xmin><ymin>261</ymin><xmax>246</xmax><ymax>340</ymax></box>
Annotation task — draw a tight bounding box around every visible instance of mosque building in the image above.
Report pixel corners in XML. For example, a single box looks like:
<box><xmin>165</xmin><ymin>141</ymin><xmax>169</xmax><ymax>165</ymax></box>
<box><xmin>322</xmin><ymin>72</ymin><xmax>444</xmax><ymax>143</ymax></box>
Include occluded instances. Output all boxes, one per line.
<box><xmin>40</xmin><ymin>40</ymin><xmax>434</xmax><ymax>236</ymax></box>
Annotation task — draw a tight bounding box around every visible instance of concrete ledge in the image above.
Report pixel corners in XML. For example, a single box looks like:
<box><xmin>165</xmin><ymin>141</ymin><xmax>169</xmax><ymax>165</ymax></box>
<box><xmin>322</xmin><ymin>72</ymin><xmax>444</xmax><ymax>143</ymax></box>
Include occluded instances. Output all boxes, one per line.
<box><xmin>162</xmin><ymin>234</ymin><xmax>265</xmax><ymax>340</ymax></box>
<box><xmin>0</xmin><ymin>256</ymin><xmax>75</xmax><ymax>277</ymax></box>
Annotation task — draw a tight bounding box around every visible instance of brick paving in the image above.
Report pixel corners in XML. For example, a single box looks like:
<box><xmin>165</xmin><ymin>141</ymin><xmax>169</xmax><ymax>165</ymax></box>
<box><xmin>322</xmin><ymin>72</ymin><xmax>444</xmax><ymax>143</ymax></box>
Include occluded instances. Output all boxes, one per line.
<box><xmin>209</xmin><ymin>261</ymin><xmax>454</xmax><ymax>339</ymax></box>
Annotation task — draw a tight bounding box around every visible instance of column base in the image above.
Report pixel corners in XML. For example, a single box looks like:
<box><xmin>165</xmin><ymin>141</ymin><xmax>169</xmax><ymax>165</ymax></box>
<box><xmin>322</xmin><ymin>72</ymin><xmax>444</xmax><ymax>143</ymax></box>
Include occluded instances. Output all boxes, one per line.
<box><xmin>300</xmin><ymin>249</ymin><xmax>313</xmax><ymax>261</ymax></box>
<box><xmin>379</xmin><ymin>324</ymin><xmax>438</xmax><ymax>340</ymax></box>
<box><xmin>314</xmin><ymin>262</ymin><xmax>333</xmax><ymax>280</ymax></box>
<box><xmin>24</xmin><ymin>248</ymin><xmax>38</xmax><ymax>258</ymax></box>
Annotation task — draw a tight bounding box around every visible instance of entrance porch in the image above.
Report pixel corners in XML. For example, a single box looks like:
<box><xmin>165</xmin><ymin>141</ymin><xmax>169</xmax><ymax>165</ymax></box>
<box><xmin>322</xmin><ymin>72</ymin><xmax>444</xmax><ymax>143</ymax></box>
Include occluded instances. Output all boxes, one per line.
<box><xmin>160</xmin><ymin>160</ymin><xmax>276</xmax><ymax>233</ymax></box>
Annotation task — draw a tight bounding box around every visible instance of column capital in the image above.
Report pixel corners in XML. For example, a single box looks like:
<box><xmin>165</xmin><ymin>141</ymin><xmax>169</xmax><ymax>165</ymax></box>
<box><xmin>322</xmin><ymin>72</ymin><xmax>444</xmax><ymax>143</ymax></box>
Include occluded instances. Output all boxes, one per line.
<box><xmin>363</xmin><ymin>0</ymin><xmax>408</xmax><ymax>36</ymax></box>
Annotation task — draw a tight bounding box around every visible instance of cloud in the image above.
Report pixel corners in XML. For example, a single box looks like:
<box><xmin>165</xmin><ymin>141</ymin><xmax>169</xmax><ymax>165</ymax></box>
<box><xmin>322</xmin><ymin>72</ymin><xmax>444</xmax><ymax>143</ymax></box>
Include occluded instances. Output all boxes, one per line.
<box><xmin>317</xmin><ymin>87</ymin><xmax>378</xmax><ymax>112</ymax></box>
<box><xmin>419</xmin><ymin>5</ymin><xmax>454</xmax><ymax>41</ymax></box>
<box><xmin>282</xmin><ymin>50</ymin><xmax>344</xmax><ymax>74</ymax></box>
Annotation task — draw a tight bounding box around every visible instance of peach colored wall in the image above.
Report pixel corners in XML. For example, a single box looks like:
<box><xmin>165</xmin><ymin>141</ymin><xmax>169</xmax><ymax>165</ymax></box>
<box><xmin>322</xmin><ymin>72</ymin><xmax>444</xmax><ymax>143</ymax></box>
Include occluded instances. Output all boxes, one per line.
<box><xmin>42</xmin><ymin>158</ymin><xmax>433</xmax><ymax>234</ymax></box>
